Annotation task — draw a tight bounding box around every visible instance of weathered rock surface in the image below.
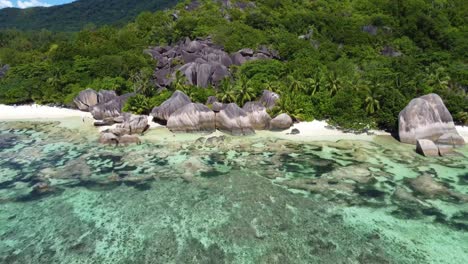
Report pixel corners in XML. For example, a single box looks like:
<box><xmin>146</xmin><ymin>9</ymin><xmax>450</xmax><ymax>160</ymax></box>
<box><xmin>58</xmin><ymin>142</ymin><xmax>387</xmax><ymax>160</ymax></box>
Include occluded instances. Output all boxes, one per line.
<box><xmin>74</xmin><ymin>89</ymin><xmax>99</xmax><ymax>111</ymax></box>
<box><xmin>0</xmin><ymin>64</ymin><xmax>9</xmax><ymax>79</ymax></box>
<box><xmin>115</xmin><ymin>113</ymin><xmax>149</xmax><ymax>135</ymax></box>
<box><xmin>399</xmin><ymin>93</ymin><xmax>464</xmax><ymax>145</ymax></box>
<box><xmin>270</xmin><ymin>113</ymin><xmax>293</xmax><ymax>130</ymax></box>
<box><xmin>259</xmin><ymin>90</ymin><xmax>280</xmax><ymax>109</ymax></box>
<box><xmin>416</xmin><ymin>139</ymin><xmax>439</xmax><ymax>157</ymax></box>
<box><xmin>167</xmin><ymin>103</ymin><xmax>216</xmax><ymax>133</ymax></box>
<box><xmin>243</xmin><ymin>101</ymin><xmax>271</xmax><ymax>130</ymax></box>
<box><xmin>150</xmin><ymin>91</ymin><xmax>192</xmax><ymax>124</ymax></box>
<box><xmin>146</xmin><ymin>37</ymin><xmax>278</xmax><ymax>89</ymax></box>
<box><xmin>215</xmin><ymin>103</ymin><xmax>254</xmax><ymax>136</ymax></box>
<box><xmin>90</xmin><ymin>93</ymin><xmax>134</xmax><ymax>120</ymax></box>
<box><xmin>99</xmin><ymin>132</ymin><xmax>119</xmax><ymax>145</ymax></box>
<box><xmin>436</xmin><ymin>132</ymin><xmax>465</xmax><ymax>146</ymax></box>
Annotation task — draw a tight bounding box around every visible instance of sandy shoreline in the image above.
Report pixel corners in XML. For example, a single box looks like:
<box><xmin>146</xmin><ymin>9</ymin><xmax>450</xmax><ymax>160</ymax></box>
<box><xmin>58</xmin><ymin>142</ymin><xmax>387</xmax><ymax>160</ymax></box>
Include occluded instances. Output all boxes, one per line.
<box><xmin>1</xmin><ymin>104</ymin><xmax>467</xmax><ymax>142</ymax></box>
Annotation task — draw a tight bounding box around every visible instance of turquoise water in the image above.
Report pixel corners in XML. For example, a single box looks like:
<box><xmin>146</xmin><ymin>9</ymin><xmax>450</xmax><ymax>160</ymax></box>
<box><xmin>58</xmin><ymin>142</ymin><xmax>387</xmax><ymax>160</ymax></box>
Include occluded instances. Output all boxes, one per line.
<box><xmin>0</xmin><ymin>121</ymin><xmax>467</xmax><ymax>263</ymax></box>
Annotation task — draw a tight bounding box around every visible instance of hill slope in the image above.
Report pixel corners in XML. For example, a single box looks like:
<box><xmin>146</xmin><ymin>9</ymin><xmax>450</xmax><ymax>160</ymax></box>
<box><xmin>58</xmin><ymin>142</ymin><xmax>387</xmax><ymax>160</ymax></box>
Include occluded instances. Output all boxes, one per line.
<box><xmin>0</xmin><ymin>0</ymin><xmax>178</xmax><ymax>31</ymax></box>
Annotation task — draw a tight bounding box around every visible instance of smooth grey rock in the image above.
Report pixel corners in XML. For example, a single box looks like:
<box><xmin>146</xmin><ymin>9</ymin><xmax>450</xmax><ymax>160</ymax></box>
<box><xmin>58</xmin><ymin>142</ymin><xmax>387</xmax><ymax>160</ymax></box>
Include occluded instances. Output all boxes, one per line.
<box><xmin>259</xmin><ymin>90</ymin><xmax>280</xmax><ymax>110</ymax></box>
<box><xmin>270</xmin><ymin>114</ymin><xmax>293</xmax><ymax>130</ymax></box>
<box><xmin>116</xmin><ymin>113</ymin><xmax>149</xmax><ymax>135</ymax></box>
<box><xmin>119</xmin><ymin>135</ymin><xmax>141</xmax><ymax>145</ymax></box>
<box><xmin>196</xmin><ymin>63</ymin><xmax>212</xmax><ymax>87</ymax></box>
<box><xmin>215</xmin><ymin>103</ymin><xmax>254</xmax><ymax>136</ymax></box>
<box><xmin>151</xmin><ymin>91</ymin><xmax>192</xmax><ymax>123</ymax></box>
<box><xmin>99</xmin><ymin>133</ymin><xmax>118</xmax><ymax>145</ymax></box>
<box><xmin>399</xmin><ymin>94</ymin><xmax>464</xmax><ymax>145</ymax></box>
<box><xmin>436</xmin><ymin>132</ymin><xmax>465</xmax><ymax>146</ymax></box>
<box><xmin>90</xmin><ymin>93</ymin><xmax>134</xmax><ymax>120</ymax></box>
<box><xmin>97</xmin><ymin>90</ymin><xmax>118</xmax><ymax>104</ymax></box>
<box><xmin>74</xmin><ymin>88</ymin><xmax>99</xmax><ymax>111</ymax></box>
<box><xmin>416</xmin><ymin>139</ymin><xmax>439</xmax><ymax>157</ymax></box>
<box><xmin>290</xmin><ymin>128</ymin><xmax>300</xmax><ymax>135</ymax></box>
<box><xmin>167</xmin><ymin>103</ymin><xmax>216</xmax><ymax>133</ymax></box>
<box><xmin>239</xmin><ymin>48</ymin><xmax>254</xmax><ymax>56</ymax></box>
<box><xmin>232</xmin><ymin>52</ymin><xmax>246</xmax><ymax>65</ymax></box>
<box><xmin>243</xmin><ymin>101</ymin><xmax>271</xmax><ymax>130</ymax></box>
<box><xmin>438</xmin><ymin>145</ymin><xmax>454</xmax><ymax>156</ymax></box>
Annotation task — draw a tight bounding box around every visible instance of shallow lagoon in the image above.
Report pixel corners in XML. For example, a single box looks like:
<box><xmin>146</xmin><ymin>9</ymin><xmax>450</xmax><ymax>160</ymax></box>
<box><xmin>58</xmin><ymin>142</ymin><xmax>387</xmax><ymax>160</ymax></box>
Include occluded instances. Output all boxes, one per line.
<box><xmin>0</xmin><ymin>120</ymin><xmax>467</xmax><ymax>263</ymax></box>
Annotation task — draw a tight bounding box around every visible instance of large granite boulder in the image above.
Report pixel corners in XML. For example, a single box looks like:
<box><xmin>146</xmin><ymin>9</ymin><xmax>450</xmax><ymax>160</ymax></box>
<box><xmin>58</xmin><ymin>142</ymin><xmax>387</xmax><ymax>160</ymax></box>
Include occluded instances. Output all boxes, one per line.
<box><xmin>115</xmin><ymin>113</ymin><xmax>149</xmax><ymax>135</ymax></box>
<box><xmin>399</xmin><ymin>93</ymin><xmax>464</xmax><ymax>145</ymax></box>
<box><xmin>167</xmin><ymin>103</ymin><xmax>216</xmax><ymax>133</ymax></box>
<box><xmin>74</xmin><ymin>89</ymin><xmax>119</xmax><ymax>112</ymax></box>
<box><xmin>243</xmin><ymin>101</ymin><xmax>271</xmax><ymax>130</ymax></box>
<box><xmin>74</xmin><ymin>89</ymin><xmax>99</xmax><ymax>111</ymax></box>
<box><xmin>259</xmin><ymin>90</ymin><xmax>280</xmax><ymax>110</ymax></box>
<box><xmin>90</xmin><ymin>93</ymin><xmax>134</xmax><ymax>120</ymax></box>
<box><xmin>270</xmin><ymin>113</ymin><xmax>293</xmax><ymax>130</ymax></box>
<box><xmin>151</xmin><ymin>91</ymin><xmax>192</xmax><ymax>124</ymax></box>
<box><xmin>416</xmin><ymin>139</ymin><xmax>439</xmax><ymax>157</ymax></box>
<box><xmin>215</xmin><ymin>103</ymin><xmax>254</xmax><ymax>136</ymax></box>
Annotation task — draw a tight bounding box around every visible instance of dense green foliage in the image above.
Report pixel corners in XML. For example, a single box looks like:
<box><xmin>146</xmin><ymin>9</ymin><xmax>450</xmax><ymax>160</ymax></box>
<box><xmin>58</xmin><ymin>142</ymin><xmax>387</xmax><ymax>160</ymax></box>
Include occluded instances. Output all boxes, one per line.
<box><xmin>0</xmin><ymin>0</ymin><xmax>177</xmax><ymax>31</ymax></box>
<box><xmin>1</xmin><ymin>0</ymin><xmax>467</xmax><ymax>131</ymax></box>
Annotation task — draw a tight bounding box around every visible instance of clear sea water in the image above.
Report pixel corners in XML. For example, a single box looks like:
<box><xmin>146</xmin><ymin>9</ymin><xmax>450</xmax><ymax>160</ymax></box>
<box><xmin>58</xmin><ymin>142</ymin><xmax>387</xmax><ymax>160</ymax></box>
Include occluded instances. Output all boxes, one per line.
<box><xmin>0</xmin><ymin>120</ymin><xmax>467</xmax><ymax>263</ymax></box>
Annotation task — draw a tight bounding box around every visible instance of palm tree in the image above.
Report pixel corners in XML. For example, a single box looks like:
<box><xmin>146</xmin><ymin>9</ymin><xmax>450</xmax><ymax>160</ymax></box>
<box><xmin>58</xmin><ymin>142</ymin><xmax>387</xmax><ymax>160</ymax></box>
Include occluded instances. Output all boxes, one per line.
<box><xmin>286</xmin><ymin>75</ymin><xmax>305</xmax><ymax>94</ymax></box>
<box><xmin>217</xmin><ymin>78</ymin><xmax>237</xmax><ymax>103</ymax></box>
<box><xmin>326</xmin><ymin>72</ymin><xmax>343</xmax><ymax>96</ymax></box>
<box><xmin>171</xmin><ymin>70</ymin><xmax>187</xmax><ymax>91</ymax></box>
<box><xmin>365</xmin><ymin>86</ymin><xmax>381</xmax><ymax>115</ymax></box>
<box><xmin>234</xmin><ymin>75</ymin><xmax>257</xmax><ymax>105</ymax></box>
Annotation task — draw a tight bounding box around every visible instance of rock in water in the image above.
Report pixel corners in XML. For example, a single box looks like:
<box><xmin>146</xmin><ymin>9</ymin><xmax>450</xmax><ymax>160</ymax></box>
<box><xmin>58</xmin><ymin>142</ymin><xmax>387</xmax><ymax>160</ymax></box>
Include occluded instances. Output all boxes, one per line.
<box><xmin>270</xmin><ymin>114</ymin><xmax>293</xmax><ymax>130</ymax></box>
<box><xmin>118</xmin><ymin>135</ymin><xmax>141</xmax><ymax>145</ymax></box>
<box><xmin>74</xmin><ymin>88</ymin><xmax>99</xmax><ymax>111</ymax></box>
<box><xmin>167</xmin><ymin>103</ymin><xmax>216</xmax><ymax>133</ymax></box>
<box><xmin>151</xmin><ymin>91</ymin><xmax>192</xmax><ymax>124</ymax></box>
<box><xmin>242</xmin><ymin>101</ymin><xmax>271</xmax><ymax>130</ymax></box>
<box><xmin>416</xmin><ymin>139</ymin><xmax>439</xmax><ymax>157</ymax></box>
<box><xmin>99</xmin><ymin>133</ymin><xmax>119</xmax><ymax>145</ymax></box>
<box><xmin>116</xmin><ymin>113</ymin><xmax>149</xmax><ymax>135</ymax></box>
<box><xmin>215</xmin><ymin>103</ymin><xmax>254</xmax><ymax>136</ymax></box>
<box><xmin>399</xmin><ymin>93</ymin><xmax>464</xmax><ymax>145</ymax></box>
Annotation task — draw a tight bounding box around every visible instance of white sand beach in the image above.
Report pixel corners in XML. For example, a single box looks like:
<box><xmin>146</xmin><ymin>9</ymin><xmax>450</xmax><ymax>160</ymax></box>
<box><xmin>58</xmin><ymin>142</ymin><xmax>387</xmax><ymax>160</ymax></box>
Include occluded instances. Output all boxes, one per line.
<box><xmin>0</xmin><ymin>104</ymin><xmax>92</xmax><ymax>120</ymax></box>
<box><xmin>1</xmin><ymin>104</ymin><xmax>467</xmax><ymax>143</ymax></box>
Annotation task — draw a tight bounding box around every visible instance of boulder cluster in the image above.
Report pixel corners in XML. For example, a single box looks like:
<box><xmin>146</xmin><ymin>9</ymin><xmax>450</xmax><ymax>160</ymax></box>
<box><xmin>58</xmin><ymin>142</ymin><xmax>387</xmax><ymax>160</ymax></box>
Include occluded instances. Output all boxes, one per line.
<box><xmin>398</xmin><ymin>93</ymin><xmax>465</xmax><ymax>156</ymax></box>
<box><xmin>74</xmin><ymin>88</ymin><xmax>292</xmax><ymax>145</ymax></box>
<box><xmin>144</xmin><ymin>37</ymin><xmax>279</xmax><ymax>89</ymax></box>
<box><xmin>74</xmin><ymin>88</ymin><xmax>148</xmax><ymax>145</ymax></box>
<box><xmin>150</xmin><ymin>90</ymin><xmax>292</xmax><ymax>136</ymax></box>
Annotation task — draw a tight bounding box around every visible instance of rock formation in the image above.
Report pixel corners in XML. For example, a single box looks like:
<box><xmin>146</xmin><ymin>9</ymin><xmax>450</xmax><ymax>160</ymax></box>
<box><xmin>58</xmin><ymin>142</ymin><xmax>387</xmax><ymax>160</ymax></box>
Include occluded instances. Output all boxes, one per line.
<box><xmin>167</xmin><ymin>103</ymin><xmax>216</xmax><ymax>133</ymax></box>
<box><xmin>145</xmin><ymin>37</ymin><xmax>278</xmax><ymax>89</ymax></box>
<box><xmin>270</xmin><ymin>113</ymin><xmax>293</xmax><ymax>130</ymax></box>
<box><xmin>150</xmin><ymin>90</ymin><xmax>192</xmax><ymax>124</ymax></box>
<box><xmin>399</xmin><ymin>93</ymin><xmax>464</xmax><ymax>146</ymax></box>
<box><xmin>74</xmin><ymin>89</ymin><xmax>99</xmax><ymax>111</ymax></box>
<box><xmin>215</xmin><ymin>103</ymin><xmax>254</xmax><ymax>136</ymax></box>
<box><xmin>90</xmin><ymin>93</ymin><xmax>134</xmax><ymax>120</ymax></box>
<box><xmin>242</xmin><ymin>101</ymin><xmax>271</xmax><ymax>130</ymax></box>
<box><xmin>416</xmin><ymin>139</ymin><xmax>439</xmax><ymax>157</ymax></box>
<box><xmin>259</xmin><ymin>90</ymin><xmax>280</xmax><ymax>110</ymax></box>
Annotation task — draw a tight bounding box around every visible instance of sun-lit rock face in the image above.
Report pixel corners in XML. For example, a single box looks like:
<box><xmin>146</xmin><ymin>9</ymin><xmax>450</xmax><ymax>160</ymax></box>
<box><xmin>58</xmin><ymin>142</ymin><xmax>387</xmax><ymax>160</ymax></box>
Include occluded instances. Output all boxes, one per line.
<box><xmin>74</xmin><ymin>89</ymin><xmax>118</xmax><ymax>112</ymax></box>
<box><xmin>90</xmin><ymin>93</ymin><xmax>134</xmax><ymax>120</ymax></box>
<box><xmin>270</xmin><ymin>113</ymin><xmax>293</xmax><ymax>131</ymax></box>
<box><xmin>150</xmin><ymin>91</ymin><xmax>192</xmax><ymax>124</ymax></box>
<box><xmin>399</xmin><ymin>93</ymin><xmax>464</xmax><ymax>146</ymax></box>
<box><xmin>215</xmin><ymin>103</ymin><xmax>254</xmax><ymax>136</ymax></box>
<box><xmin>243</xmin><ymin>101</ymin><xmax>271</xmax><ymax>130</ymax></box>
<box><xmin>167</xmin><ymin>103</ymin><xmax>216</xmax><ymax>133</ymax></box>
